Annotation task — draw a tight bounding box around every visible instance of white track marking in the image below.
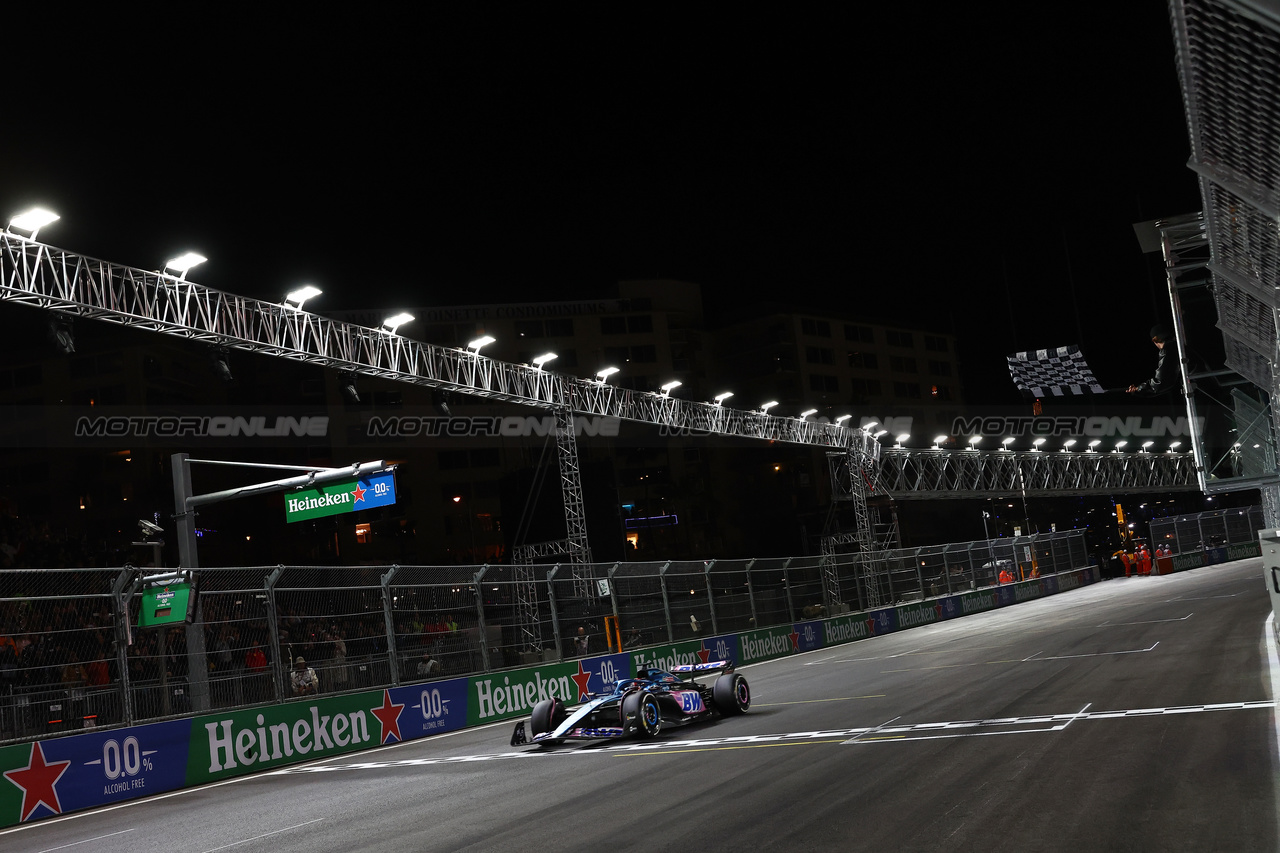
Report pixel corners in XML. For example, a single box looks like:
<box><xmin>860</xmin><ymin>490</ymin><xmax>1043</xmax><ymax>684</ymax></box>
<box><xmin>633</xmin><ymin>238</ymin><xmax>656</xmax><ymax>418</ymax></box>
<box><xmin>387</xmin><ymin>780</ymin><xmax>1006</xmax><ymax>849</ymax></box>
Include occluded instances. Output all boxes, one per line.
<box><xmin>269</xmin><ymin>700</ymin><xmax>1276</xmax><ymax>770</ymax></box>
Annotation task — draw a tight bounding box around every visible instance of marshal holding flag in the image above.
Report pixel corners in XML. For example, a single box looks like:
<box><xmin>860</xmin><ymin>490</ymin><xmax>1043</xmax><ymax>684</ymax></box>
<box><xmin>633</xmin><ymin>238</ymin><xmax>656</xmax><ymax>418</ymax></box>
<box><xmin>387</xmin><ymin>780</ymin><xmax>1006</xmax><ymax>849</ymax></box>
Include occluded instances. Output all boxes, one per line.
<box><xmin>1007</xmin><ymin>344</ymin><xmax>1104</xmax><ymax>399</ymax></box>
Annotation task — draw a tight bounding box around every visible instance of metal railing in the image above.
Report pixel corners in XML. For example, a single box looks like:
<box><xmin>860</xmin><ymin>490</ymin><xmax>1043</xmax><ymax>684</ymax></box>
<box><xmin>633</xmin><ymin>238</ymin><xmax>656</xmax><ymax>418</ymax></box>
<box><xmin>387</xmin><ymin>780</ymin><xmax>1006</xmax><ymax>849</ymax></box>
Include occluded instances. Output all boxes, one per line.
<box><xmin>1148</xmin><ymin>505</ymin><xmax>1264</xmax><ymax>554</ymax></box>
<box><xmin>0</xmin><ymin>529</ymin><xmax>1092</xmax><ymax>745</ymax></box>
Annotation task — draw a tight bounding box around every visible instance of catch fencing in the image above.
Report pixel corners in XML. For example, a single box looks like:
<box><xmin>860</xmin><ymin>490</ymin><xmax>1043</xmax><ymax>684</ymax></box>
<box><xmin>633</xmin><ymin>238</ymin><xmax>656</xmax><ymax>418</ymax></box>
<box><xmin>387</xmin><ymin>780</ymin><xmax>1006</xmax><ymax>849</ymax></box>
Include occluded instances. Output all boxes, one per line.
<box><xmin>0</xmin><ymin>530</ymin><xmax>1089</xmax><ymax>745</ymax></box>
<box><xmin>1148</xmin><ymin>506</ymin><xmax>1263</xmax><ymax>554</ymax></box>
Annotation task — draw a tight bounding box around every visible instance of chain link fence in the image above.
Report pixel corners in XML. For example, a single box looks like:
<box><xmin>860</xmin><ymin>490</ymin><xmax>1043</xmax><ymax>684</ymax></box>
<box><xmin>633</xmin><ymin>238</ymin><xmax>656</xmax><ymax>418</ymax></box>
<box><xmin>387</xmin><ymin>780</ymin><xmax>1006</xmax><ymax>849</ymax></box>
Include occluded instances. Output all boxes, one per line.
<box><xmin>0</xmin><ymin>529</ymin><xmax>1093</xmax><ymax>745</ymax></box>
<box><xmin>1148</xmin><ymin>506</ymin><xmax>1263</xmax><ymax>554</ymax></box>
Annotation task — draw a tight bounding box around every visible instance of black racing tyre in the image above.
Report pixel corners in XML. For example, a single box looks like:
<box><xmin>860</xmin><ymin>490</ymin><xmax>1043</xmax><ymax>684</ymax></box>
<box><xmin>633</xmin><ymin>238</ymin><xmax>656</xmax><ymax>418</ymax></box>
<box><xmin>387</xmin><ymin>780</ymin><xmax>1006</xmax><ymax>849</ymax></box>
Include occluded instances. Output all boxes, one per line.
<box><xmin>622</xmin><ymin>690</ymin><xmax>662</xmax><ymax>738</ymax></box>
<box><xmin>530</xmin><ymin>698</ymin><xmax>567</xmax><ymax>736</ymax></box>
<box><xmin>712</xmin><ymin>673</ymin><xmax>750</xmax><ymax>715</ymax></box>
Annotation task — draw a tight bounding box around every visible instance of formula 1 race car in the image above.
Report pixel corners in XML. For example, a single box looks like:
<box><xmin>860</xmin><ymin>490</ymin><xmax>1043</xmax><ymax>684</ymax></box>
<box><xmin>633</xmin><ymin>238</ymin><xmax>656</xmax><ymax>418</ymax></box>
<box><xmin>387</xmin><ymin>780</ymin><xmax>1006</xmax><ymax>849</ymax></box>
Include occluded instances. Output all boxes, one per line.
<box><xmin>510</xmin><ymin>661</ymin><xmax>750</xmax><ymax>746</ymax></box>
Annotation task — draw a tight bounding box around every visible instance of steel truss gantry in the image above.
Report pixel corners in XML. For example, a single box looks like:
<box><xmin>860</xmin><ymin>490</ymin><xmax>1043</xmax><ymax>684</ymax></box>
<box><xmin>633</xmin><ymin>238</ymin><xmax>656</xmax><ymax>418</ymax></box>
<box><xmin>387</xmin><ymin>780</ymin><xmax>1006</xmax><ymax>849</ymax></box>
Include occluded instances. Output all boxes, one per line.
<box><xmin>870</xmin><ymin>448</ymin><xmax>1198</xmax><ymax>499</ymax></box>
<box><xmin>0</xmin><ymin>234</ymin><xmax>880</xmax><ymax>460</ymax></box>
<box><xmin>0</xmin><ymin>231</ymin><xmax>881</xmax><ymax>651</ymax></box>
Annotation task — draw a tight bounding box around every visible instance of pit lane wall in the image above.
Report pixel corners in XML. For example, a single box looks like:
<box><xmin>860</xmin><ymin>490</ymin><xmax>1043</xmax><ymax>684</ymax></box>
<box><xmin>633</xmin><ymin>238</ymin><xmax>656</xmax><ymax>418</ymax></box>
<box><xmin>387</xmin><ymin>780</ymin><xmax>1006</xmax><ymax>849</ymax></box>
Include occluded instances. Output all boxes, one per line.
<box><xmin>2</xmin><ymin>566</ymin><xmax>1104</xmax><ymax>827</ymax></box>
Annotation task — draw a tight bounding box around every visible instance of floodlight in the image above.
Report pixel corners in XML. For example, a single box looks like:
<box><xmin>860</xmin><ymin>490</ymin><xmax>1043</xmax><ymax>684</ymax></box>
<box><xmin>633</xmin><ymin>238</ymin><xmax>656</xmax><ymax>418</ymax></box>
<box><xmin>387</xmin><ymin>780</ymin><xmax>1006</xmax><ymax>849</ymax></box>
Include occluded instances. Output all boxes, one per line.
<box><xmin>862</xmin><ymin>420</ymin><xmax>879</xmax><ymax>432</ymax></box>
<box><xmin>968</xmin><ymin>435</ymin><xmax>982</xmax><ymax>448</ymax></box>
<box><xmin>932</xmin><ymin>435</ymin><xmax>947</xmax><ymax>449</ymax></box>
<box><xmin>1141</xmin><ymin>440</ymin><xmax>1154</xmax><ymax>451</ymax></box>
<box><xmin>874</xmin><ymin>429</ymin><xmax>888</xmax><ymax>438</ymax></box>
<box><xmin>713</xmin><ymin>391</ymin><xmax>733</xmax><ymax>405</ymax></box>
<box><xmin>596</xmin><ymin>366</ymin><xmax>619</xmax><ymax>382</ymax></box>
<box><xmin>1032</xmin><ymin>438</ymin><xmax>1046</xmax><ymax>451</ymax></box>
<box><xmin>467</xmin><ymin>335</ymin><xmax>496</xmax><ymax>353</ymax></box>
<box><xmin>8</xmin><ymin>207</ymin><xmax>59</xmax><ymax>239</ymax></box>
<box><xmin>1062</xmin><ymin>439</ymin><xmax>1077</xmax><ymax>452</ymax></box>
<box><xmin>208</xmin><ymin>347</ymin><xmax>233</xmax><ymax>382</ymax></box>
<box><xmin>1001</xmin><ymin>437</ymin><xmax>1015</xmax><ymax>449</ymax></box>
<box><xmin>284</xmin><ymin>285</ymin><xmax>322</xmax><ymax>310</ymax></box>
<box><xmin>164</xmin><ymin>252</ymin><xmax>207</xmax><ymax>280</ymax></box>
<box><xmin>661</xmin><ymin>380</ymin><xmax>683</xmax><ymax>394</ymax></box>
<box><xmin>1168</xmin><ymin>441</ymin><xmax>1182</xmax><ymax>451</ymax></box>
<box><xmin>799</xmin><ymin>409</ymin><xmax>818</xmax><ymax>419</ymax></box>
<box><xmin>894</xmin><ymin>433</ymin><xmax>910</xmax><ymax>448</ymax></box>
<box><xmin>532</xmin><ymin>352</ymin><xmax>557</xmax><ymax>368</ymax></box>
<box><xmin>760</xmin><ymin>401</ymin><xmax>778</xmax><ymax>414</ymax></box>
<box><xmin>382</xmin><ymin>313</ymin><xmax>414</xmax><ymax>335</ymax></box>
<box><xmin>340</xmin><ymin>371</ymin><xmax>360</xmax><ymax>404</ymax></box>
<box><xmin>46</xmin><ymin>316</ymin><xmax>74</xmax><ymax>354</ymax></box>
<box><xmin>835</xmin><ymin>414</ymin><xmax>852</xmax><ymax>424</ymax></box>
<box><xmin>1114</xmin><ymin>440</ymin><xmax>1128</xmax><ymax>452</ymax></box>
<box><xmin>1088</xmin><ymin>439</ymin><xmax>1102</xmax><ymax>450</ymax></box>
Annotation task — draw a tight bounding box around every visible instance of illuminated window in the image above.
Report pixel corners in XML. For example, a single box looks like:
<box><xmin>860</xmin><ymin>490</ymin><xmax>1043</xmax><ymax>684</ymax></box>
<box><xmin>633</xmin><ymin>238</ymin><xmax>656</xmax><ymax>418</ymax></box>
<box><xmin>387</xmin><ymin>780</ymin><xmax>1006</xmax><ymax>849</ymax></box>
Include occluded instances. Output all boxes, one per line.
<box><xmin>355</xmin><ymin>523</ymin><xmax>371</xmax><ymax>544</ymax></box>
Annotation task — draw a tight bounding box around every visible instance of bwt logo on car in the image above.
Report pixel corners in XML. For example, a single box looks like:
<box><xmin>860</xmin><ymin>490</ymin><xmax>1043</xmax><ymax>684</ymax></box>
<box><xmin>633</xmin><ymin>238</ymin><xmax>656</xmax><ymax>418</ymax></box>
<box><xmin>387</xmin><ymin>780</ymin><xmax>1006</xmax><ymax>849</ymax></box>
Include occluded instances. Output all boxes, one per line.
<box><xmin>474</xmin><ymin>673</ymin><xmax>576</xmax><ymax>719</ymax></box>
<box><xmin>366</xmin><ymin>415</ymin><xmax>619</xmax><ymax>438</ymax></box>
<box><xmin>76</xmin><ymin>416</ymin><xmax>329</xmax><ymax>438</ymax></box>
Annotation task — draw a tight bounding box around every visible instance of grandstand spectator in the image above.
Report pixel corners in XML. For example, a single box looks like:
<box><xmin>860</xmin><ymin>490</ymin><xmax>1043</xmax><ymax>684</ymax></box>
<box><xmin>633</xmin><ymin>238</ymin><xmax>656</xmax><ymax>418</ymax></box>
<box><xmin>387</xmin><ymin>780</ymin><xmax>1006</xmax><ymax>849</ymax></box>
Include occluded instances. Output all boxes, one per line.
<box><xmin>417</xmin><ymin>651</ymin><xmax>441</xmax><ymax>677</ymax></box>
<box><xmin>291</xmin><ymin>656</ymin><xmax>319</xmax><ymax>696</ymax></box>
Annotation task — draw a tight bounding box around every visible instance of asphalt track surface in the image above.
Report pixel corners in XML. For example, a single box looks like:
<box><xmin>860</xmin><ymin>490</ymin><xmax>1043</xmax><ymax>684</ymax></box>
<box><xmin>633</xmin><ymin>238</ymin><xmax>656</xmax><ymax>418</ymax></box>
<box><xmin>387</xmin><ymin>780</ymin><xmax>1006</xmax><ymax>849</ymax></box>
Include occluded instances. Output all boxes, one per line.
<box><xmin>3</xmin><ymin>559</ymin><xmax>1277</xmax><ymax>853</ymax></box>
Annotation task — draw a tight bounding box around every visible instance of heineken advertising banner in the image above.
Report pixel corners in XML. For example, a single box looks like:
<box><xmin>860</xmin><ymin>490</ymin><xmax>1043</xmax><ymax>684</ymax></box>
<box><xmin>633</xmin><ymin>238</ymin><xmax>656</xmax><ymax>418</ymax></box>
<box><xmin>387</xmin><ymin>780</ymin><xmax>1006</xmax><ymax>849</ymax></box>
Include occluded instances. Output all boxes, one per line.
<box><xmin>794</xmin><ymin>621</ymin><xmax>824</xmax><ymax>653</ymax></box>
<box><xmin>467</xmin><ymin>654</ymin><xmax>631</xmax><ymax>727</ymax></box>
<box><xmin>737</xmin><ymin>626</ymin><xmax>798</xmax><ymax>664</ymax></box>
<box><xmin>0</xmin><ymin>719</ymin><xmax>191</xmax><ymax>825</ymax></box>
<box><xmin>823</xmin><ymin>612</ymin><xmax>874</xmax><ymax>645</ymax></box>
<box><xmin>0</xmin><ymin>566</ymin><xmax>1112</xmax><ymax>828</ymax></box>
<box><xmin>1228</xmin><ymin>541</ymin><xmax>1262</xmax><ymax>561</ymax></box>
<box><xmin>284</xmin><ymin>469</ymin><xmax>397</xmax><ymax>523</ymax></box>
<box><xmin>629</xmin><ymin>637</ymin><xmax>739</xmax><ymax>674</ymax></box>
<box><xmin>1173</xmin><ymin>551</ymin><xmax>1207</xmax><ymax>572</ymax></box>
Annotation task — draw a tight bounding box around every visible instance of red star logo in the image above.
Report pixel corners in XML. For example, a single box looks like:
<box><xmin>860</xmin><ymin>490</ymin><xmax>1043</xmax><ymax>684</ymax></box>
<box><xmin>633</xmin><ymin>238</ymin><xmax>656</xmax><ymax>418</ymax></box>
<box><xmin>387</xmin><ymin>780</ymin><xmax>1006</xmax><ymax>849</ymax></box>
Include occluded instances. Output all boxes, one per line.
<box><xmin>696</xmin><ymin>645</ymin><xmax>711</xmax><ymax>663</ymax></box>
<box><xmin>788</xmin><ymin>631</ymin><xmax>800</xmax><ymax>651</ymax></box>
<box><xmin>866</xmin><ymin>618</ymin><xmax>877</xmax><ymax>636</ymax></box>
<box><xmin>351</xmin><ymin>484</ymin><xmax>367</xmax><ymax>503</ymax></box>
<box><xmin>571</xmin><ymin>661</ymin><xmax>593</xmax><ymax>701</ymax></box>
<box><xmin>4</xmin><ymin>741</ymin><xmax>71</xmax><ymax>822</ymax></box>
<box><xmin>934</xmin><ymin>603</ymin><xmax>944</xmax><ymax>618</ymax></box>
<box><xmin>370</xmin><ymin>690</ymin><xmax>405</xmax><ymax>744</ymax></box>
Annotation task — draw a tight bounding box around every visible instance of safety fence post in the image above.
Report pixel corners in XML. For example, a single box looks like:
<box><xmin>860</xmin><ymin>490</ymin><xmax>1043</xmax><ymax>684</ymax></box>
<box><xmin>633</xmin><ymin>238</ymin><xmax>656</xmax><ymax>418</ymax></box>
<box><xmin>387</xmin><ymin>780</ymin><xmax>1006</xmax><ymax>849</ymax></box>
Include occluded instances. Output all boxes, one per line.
<box><xmin>380</xmin><ymin>565</ymin><xmax>401</xmax><ymax>687</ymax></box>
<box><xmin>703</xmin><ymin>560</ymin><xmax>718</xmax><ymax>635</ymax></box>
<box><xmin>781</xmin><ymin>557</ymin><xmax>795</xmax><ymax>622</ymax></box>
<box><xmin>264</xmin><ymin>565</ymin><xmax>286</xmax><ymax>704</ymax></box>
<box><xmin>547</xmin><ymin>564</ymin><xmax>563</xmax><ymax>662</ymax></box>
<box><xmin>659</xmin><ymin>561</ymin><xmax>674</xmax><ymax>643</ymax></box>
<box><xmin>473</xmin><ymin>565</ymin><xmax>490</xmax><ymax>673</ymax></box>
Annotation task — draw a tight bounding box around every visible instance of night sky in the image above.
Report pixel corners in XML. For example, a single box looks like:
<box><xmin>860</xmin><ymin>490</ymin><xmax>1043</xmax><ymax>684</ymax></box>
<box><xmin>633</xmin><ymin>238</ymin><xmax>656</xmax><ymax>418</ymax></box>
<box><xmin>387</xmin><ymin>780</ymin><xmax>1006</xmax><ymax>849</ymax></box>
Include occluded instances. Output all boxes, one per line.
<box><xmin>1</xmin><ymin>5</ymin><xmax>1200</xmax><ymax>404</ymax></box>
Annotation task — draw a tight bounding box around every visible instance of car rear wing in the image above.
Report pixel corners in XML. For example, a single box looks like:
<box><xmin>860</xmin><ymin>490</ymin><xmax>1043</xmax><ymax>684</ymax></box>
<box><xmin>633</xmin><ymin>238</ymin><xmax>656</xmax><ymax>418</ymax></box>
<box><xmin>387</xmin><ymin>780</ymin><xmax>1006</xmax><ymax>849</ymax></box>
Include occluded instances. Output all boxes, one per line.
<box><xmin>670</xmin><ymin>660</ymin><xmax>735</xmax><ymax>676</ymax></box>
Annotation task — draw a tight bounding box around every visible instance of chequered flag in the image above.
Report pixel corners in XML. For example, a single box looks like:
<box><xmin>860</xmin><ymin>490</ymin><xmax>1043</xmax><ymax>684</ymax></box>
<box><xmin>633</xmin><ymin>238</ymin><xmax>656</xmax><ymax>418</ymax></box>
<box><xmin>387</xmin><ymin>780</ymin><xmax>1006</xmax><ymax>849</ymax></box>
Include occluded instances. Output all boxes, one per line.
<box><xmin>1007</xmin><ymin>345</ymin><xmax>1104</xmax><ymax>397</ymax></box>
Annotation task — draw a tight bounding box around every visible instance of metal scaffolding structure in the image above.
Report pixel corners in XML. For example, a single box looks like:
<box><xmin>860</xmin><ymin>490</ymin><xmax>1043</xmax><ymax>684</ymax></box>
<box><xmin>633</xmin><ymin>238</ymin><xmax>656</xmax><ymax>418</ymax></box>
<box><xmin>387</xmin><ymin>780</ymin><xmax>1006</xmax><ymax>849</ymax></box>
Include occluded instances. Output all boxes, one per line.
<box><xmin>870</xmin><ymin>447</ymin><xmax>1198</xmax><ymax>499</ymax></box>
<box><xmin>1170</xmin><ymin>0</ymin><xmax>1280</xmax><ymax>523</ymax></box>
<box><xmin>0</xmin><ymin>229</ymin><xmax>887</xmax><ymax>653</ymax></box>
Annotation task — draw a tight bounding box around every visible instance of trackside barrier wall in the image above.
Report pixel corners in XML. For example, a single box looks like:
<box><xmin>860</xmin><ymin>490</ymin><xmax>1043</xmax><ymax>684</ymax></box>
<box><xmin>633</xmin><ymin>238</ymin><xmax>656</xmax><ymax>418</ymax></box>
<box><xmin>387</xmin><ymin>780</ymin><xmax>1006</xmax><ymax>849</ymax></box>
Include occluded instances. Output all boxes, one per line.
<box><xmin>0</xmin><ymin>563</ymin><xmax>1132</xmax><ymax>827</ymax></box>
<box><xmin>0</xmin><ymin>530</ymin><xmax>1093</xmax><ymax>750</ymax></box>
